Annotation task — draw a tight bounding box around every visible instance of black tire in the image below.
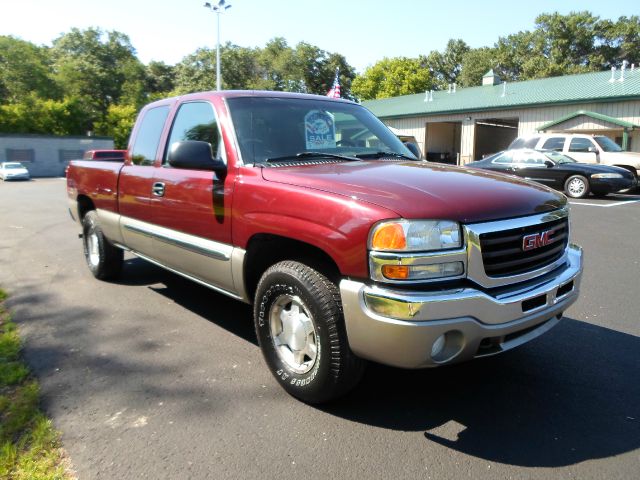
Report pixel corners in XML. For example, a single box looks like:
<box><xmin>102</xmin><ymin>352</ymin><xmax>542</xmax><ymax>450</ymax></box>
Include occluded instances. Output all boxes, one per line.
<box><xmin>82</xmin><ymin>211</ymin><xmax>123</xmax><ymax>280</ymax></box>
<box><xmin>254</xmin><ymin>261</ymin><xmax>366</xmax><ymax>404</ymax></box>
<box><xmin>564</xmin><ymin>174</ymin><xmax>590</xmax><ymax>198</ymax></box>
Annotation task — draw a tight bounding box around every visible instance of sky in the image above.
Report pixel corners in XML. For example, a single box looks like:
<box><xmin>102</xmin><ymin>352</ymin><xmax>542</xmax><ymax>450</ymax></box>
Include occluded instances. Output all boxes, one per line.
<box><xmin>1</xmin><ymin>0</ymin><xmax>639</xmax><ymax>72</ymax></box>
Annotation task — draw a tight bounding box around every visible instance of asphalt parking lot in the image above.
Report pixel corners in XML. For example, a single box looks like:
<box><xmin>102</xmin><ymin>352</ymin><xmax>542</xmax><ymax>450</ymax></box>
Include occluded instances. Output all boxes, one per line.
<box><xmin>0</xmin><ymin>178</ymin><xmax>639</xmax><ymax>479</ymax></box>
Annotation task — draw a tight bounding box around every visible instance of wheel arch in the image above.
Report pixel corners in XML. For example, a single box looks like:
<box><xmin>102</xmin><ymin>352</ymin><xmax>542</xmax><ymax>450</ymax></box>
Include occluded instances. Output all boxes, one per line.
<box><xmin>77</xmin><ymin>194</ymin><xmax>96</xmax><ymax>221</ymax></box>
<box><xmin>243</xmin><ymin>233</ymin><xmax>342</xmax><ymax>302</ymax></box>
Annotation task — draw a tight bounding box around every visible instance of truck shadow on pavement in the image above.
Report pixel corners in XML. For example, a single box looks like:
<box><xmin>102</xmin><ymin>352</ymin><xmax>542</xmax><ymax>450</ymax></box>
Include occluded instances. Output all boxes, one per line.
<box><xmin>112</xmin><ymin>263</ymin><xmax>640</xmax><ymax>467</ymax></box>
<box><xmin>324</xmin><ymin>317</ymin><xmax>640</xmax><ymax>467</ymax></box>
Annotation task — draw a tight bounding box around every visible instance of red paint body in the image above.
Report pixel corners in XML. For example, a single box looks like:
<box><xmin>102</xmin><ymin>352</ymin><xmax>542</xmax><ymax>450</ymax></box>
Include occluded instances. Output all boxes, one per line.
<box><xmin>66</xmin><ymin>91</ymin><xmax>566</xmax><ymax>280</ymax></box>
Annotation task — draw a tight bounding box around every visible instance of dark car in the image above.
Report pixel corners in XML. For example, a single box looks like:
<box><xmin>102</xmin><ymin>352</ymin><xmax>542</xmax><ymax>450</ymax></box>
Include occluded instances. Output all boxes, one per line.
<box><xmin>472</xmin><ymin>149</ymin><xmax>636</xmax><ymax>198</ymax></box>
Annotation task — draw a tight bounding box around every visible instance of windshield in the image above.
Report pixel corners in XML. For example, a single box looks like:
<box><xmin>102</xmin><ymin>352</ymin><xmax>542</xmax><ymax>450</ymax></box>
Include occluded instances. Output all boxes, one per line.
<box><xmin>594</xmin><ymin>136</ymin><xmax>622</xmax><ymax>152</ymax></box>
<box><xmin>226</xmin><ymin>96</ymin><xmax>414</xmax><ymax>164</ymax></box>
<box><xmin>543</xmin><ymin>151</ymin><xmax>576</xmax><ymax>164</ymax></box>
<box><xmin>3</xmin><ymin>163</ymin><xmax>25</xmax><ymax>169</ymax></box>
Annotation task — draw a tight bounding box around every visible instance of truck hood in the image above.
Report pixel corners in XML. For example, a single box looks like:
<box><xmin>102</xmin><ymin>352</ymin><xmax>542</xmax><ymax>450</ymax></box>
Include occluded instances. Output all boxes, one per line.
<box><xmin>261</xmin><ymin>161</ymin><xmax>566</xmax><ymax>223</ymax></box>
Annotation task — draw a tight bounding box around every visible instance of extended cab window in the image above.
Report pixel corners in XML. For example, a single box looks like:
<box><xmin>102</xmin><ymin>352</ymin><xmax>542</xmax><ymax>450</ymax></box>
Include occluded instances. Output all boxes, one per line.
<box><xmin>541</xmin><ymin>137</ymin><xmax>565</xmax><ymax>151</ymax></box>
<box><xmin>130</xmin><ymin>106</ymin><xmax>170</xmax><ymax>165</ymax></box>
<box><xmin>568</xmin><ymin>138</ymin><xmax>595</xmax><ymax>152</ymax></box>
<box><xmin>164</xmin><ymin>102</ymin><xmax>221</xmax><ymax>163</ymax></box>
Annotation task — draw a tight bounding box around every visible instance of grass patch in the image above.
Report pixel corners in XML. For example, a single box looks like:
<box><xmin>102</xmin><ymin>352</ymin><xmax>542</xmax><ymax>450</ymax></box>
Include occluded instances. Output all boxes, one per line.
<box><xmin>0</xmin><ymin>289</ymin><xmax>73</xmax><ymax>479</ymax></box>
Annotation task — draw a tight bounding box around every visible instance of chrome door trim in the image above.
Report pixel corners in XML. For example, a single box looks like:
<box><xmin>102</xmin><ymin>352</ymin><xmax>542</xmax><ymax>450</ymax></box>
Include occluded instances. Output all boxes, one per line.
<box><xmin>121</xmin><ymin>217</ymin><xmax>232</xmax><ymax>261</ymax></box>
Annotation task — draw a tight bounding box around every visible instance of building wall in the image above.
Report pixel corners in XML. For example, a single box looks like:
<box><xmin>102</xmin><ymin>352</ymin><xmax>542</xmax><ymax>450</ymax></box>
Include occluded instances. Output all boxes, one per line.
<box><xmin>383</xmin><ymin>99</ymin><xmax>640</xmax><ymax>164</ymax></box>
<box><xmin>0</xmin><ymin>134</ymin><xmax>114</xmax><ymax>177</ymax></box>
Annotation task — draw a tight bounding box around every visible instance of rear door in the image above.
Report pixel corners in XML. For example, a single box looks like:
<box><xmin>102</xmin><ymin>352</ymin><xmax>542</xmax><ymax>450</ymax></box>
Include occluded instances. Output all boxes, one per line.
<box><xmin>148</xmin><ymin>100</ymin><xmax>236</xmax><ymax>294</ymax></box>
<box><xmin>118</xmin><ymin>105</ymin><xmax>171</xmax><ymax>254</ymax></box>
<box><xmin>565</xmin><ymin>137</ymin><xmax>599</xmax><ymax>164</ymax></box>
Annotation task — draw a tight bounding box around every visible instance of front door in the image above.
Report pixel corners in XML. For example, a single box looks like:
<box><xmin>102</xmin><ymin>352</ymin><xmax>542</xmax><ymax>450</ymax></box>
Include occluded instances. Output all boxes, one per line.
<box><xmin>148</xmin><ymin>101</ymin><xmax>236</xmax><ymax>294</ymax></box>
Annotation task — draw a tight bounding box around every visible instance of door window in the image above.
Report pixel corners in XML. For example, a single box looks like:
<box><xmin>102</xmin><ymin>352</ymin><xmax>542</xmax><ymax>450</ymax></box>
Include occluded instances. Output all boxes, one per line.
<box><xmin>541</xmin><ymin>137</ymin><xmax>565</xmax><ymax>151</ymax></box>
<box><xmin>164</xmin><ymin>102</ymin><xmax>221</xmax><ymax>163</ymax></box>
<box><xmin>568</xmin><ymin>138</ymin><xmax>595</xmax><ymax>153</ymax></box>
<box><xmin>130</xmin><ymin>106</ymin><xmax>170</xmax><ymax>165</ymax></box>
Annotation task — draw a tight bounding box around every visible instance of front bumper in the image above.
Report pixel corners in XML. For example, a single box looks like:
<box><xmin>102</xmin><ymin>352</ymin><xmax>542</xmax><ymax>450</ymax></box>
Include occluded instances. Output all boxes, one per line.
<box><xmin>340</xmin><ymin>244</ymin><xmax>583</xmax><ymax>368</ymax></box>
<box><xmin>590</xmin><ymin>176</ymin><xmax>635</xmax><ymax>193</ymax></box>
<box><xmin>2</xmin><ymin>174</ymin><xmax>30</xmax><ymax>181</ymax></box>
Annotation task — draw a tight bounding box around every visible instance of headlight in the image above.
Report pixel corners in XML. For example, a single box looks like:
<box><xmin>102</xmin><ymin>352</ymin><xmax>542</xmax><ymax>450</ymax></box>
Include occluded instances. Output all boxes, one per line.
<box><xmin>369</xmin><ymin>220</ymin><xmax>461</xmax><ymax>252</ymax></box>
<box><xmin>591</xmin><ymin>173</ymin><xmax>623</xmax><ymax>179</ymax></box>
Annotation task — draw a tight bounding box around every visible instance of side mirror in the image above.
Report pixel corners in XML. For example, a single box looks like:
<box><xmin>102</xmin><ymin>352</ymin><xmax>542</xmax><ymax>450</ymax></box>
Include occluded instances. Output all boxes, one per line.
<box><xmin>403</xmin><ymin>142</ymin><xmax>421</xmax><ymax>159</ymax></box>
<box><xmin>544</xmin><ymin>160</ymin><xmax>555</xmax><ymax>168</ymax></box>
<box><xmin>168</xmin><ymin>141</ymin><xmax>226</xmax><ymax>174</ymax></box>
<box><xmin>588</xmin><ymin>146</ymin><xmax>598</xmax><ymax>153</ymax></box>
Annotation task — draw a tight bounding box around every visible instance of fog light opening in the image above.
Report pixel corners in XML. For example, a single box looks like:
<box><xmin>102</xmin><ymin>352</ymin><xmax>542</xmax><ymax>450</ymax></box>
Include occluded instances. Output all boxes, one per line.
<box><xmin>430</xmin><ymin>330</ymin><xmax>464</xmax><ymax>363</ymax></box>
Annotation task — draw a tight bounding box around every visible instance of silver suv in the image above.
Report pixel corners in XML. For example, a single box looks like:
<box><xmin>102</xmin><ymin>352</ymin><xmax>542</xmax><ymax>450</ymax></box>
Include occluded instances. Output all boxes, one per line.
<box><xmin>509</xmin><ymin>134</ymin><xmax>640</xmax><ymax>178</ymax></box>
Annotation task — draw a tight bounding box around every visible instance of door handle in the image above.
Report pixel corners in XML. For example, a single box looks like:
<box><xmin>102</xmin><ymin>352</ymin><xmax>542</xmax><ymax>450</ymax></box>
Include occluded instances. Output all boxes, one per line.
<box><xmin>152</xmin><ymin>182</ymin><xmax>165</xmax><ymax>197</ymax></box>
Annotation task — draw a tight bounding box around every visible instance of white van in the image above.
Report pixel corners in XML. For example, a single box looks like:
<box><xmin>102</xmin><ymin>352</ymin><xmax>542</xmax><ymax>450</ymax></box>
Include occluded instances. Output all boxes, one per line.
<box><xmin>509</xmin><ymin>134</ymin><xmax>640</xmax><ymax>177</ymax></box>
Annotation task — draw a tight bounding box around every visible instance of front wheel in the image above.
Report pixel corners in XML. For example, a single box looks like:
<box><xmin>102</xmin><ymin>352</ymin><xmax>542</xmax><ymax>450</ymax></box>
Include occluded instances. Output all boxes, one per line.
<box><xmin>82</xmin><ymin>211</ymin><xmax>123</xmax><ymax>280</ymax></box>
<box><xmin>254</xmin><ymin>261</ymin><xmax>366</xmax><ymax>403</ymax></box>
<box><xmin>564</xmin><ymin>175</ymin><xmax>590</xmax><ymax>198</ymax></box>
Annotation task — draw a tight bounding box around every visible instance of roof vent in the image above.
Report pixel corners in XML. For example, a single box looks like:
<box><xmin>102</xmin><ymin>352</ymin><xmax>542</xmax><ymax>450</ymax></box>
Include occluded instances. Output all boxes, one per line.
<box><xmin>482</xmin><ymin>69</ymin><xmax>501</xmax><ymax>86</ymax></box>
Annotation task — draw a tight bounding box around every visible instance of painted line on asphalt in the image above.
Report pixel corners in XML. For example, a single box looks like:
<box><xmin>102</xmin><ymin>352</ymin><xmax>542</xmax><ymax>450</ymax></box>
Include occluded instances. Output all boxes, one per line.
<box><xmin>569</xmin><ymin>199</ymin><xmax>640</xmax><ymax>207</ymax></box>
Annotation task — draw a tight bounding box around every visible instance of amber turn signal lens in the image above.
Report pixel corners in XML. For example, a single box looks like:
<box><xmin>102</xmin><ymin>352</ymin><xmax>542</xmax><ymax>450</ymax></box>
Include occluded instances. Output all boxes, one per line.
<box><xmin>371</xmin><ymin>223</ymin><xmax>406</xmax><ymax>250</ymax></box>
<box><xmin>381</xmin><ymin>265</ymin><xmax>410</xmax><ymax>280</ymax></box>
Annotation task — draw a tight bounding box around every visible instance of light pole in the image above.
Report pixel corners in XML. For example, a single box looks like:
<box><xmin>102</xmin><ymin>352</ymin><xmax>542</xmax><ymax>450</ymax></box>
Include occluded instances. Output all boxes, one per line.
<box><xmin>203</xmin><ymin>1</ymin><xmax>232</xmax><ymax>91</ymax></box>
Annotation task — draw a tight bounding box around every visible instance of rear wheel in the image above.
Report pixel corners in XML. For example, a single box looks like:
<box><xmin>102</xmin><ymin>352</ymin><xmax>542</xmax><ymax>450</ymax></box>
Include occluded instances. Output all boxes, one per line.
<box><xmin>82</xmin><ymin>211</ymin><xmax>123</xmax><ymax>280</ymax></box>
<box><xmin>254</xmin><ymin>261</ymin><xmax>366</xmax><ymax>404</ymax></box>
<box><xmin>564</xmin><ymin>175</ymin><xmax>590</xmax><ymax>198</ymax></box>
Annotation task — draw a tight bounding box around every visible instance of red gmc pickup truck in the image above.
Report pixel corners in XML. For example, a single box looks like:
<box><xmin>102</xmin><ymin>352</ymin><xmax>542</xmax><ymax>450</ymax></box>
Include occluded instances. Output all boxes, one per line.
<box><xmin>66</xmin><ymin>91</ymin><xmax>583</xmax><ymax>403</ymax></box>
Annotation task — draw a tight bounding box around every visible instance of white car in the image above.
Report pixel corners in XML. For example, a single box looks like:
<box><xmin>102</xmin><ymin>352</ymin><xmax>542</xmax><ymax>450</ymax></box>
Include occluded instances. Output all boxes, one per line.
<box><xmin>0</xmin><ymin>162</ymin><xmax>31</xmax><ymax>181</ymax></box>
<box><xmin>509</xmin><ymin>133</ymin><xmax>640</xmax><ymax>178</ymax></box>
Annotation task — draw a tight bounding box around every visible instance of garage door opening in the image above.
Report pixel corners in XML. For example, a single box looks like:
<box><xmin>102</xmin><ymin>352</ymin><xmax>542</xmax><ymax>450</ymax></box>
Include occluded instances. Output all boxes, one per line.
<box><xmin>474</xmin><ymin>117</ymin><xmax>519</xmax><ymax>160</ymax></box>
<box><xmin>425</xmin><ymin>121</ymin><xmax>462</xmax><ymax>165</ymax></box>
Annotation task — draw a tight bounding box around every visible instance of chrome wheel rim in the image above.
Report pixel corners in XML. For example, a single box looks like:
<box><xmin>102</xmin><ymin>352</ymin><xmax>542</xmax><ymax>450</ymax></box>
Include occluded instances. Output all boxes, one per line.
<box><xmin>269</xmin><ymin>294</ymin><xmax>318</xmax><ymax>374</ymax></box>
<box><xmin>87</xmin><ymin>232</ymin><xmax>100</xmax><ymax>267</ymax></box>
<box><xmin>568</xmin><ymin>178</ymin><xmax>586</xmax><ymax>197</ymax></box>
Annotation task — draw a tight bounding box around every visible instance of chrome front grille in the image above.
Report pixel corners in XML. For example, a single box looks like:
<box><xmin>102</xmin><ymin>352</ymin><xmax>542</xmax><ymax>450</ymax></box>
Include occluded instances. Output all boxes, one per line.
<box><xmin>479</xmin><ymin>218</ymin><xmax>569</xmax><ymax>277</ymax></box>
<box><xmin>464</xmin><ymin>208</ymin><xmax>570</xmax><ymax>289</ymax></box>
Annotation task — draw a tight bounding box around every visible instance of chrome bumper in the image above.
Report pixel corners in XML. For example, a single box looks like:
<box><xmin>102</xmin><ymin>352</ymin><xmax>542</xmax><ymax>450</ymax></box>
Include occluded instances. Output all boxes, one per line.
<box><xmin>340</xmin><ymin>244</ymin><xmax>583</xmax><ymax>368</ymax></box>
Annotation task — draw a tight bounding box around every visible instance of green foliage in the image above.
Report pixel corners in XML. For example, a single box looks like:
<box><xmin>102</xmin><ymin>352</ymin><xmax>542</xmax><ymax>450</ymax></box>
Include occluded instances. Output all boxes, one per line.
<box><xmin>0</xmin><ymin>95</ymin><xmax>90</xmax><ymax>135</ymax></box>
<box><xmin>51</xmin><ymin>27</ymin><xmax>147</xmax><ymax>123</ymax></box>
<box><xmin>351</xmin><ymin>57</ymin><xmax>433</xmax><ymax>100</ymax></box>
<box><xmin>0</xmin><ymin>36</ymin><xmax>59</xmax><ymax>103</ymax></box>
<box><xmin>94</xmin><ymin>104</ymin><xmax>138</xmax><ymax>149</ymax></box>
<box><xmin>426</xmin><ymin>39</ymin><xmax>471</xmax><ymax>89</ymax></box>
<box><xmin>0</xmin><ymin>294</ymin><xmax>71</xmax><ymax>479</ymax></box>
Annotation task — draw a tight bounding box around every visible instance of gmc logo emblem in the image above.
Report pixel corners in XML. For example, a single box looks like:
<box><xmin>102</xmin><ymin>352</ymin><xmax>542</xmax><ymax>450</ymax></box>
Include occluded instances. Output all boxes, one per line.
<box><xmin>522</xmin><ymin>229</ymin><xmax>556</xmax><ymax>251</ymax></box>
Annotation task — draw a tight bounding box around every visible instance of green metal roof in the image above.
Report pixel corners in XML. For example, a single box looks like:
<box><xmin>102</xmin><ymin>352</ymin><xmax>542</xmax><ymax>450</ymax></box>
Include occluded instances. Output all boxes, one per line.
<box><xmin>537</xmin><ymin>109</ymin><xmax>640</xmax><ymax>131</ymax></box>
<box><xmin>363</xmin><ymin>69</ymin><xmax>640</xmax><ymax>119</ymax></box>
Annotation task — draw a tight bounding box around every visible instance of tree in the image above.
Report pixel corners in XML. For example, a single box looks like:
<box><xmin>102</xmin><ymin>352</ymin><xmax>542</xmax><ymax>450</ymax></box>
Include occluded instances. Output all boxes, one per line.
<box><xmin>459</xmin><ymin>47</ymin><xmax>497</xmax><ymax>87</ymax></box>
<box><xmin>351</xmin><ymin>57</ymin><xmax>433</xmax><ymax>100</ymax></box>
<box><xmin>0</xmin><ymin>36</ymin><xmax>59</xmax><ymax>103</ymax></box>
<box><xmin>145</xmin><ymin>61</ymin><xmax>176</xmax><ymax>96</ymax></box>
<box><xmin>0</xmin><ymin>94</ymin><xmax>90</xmax><ymax>135</ymax></box>
<box><xmin>51</xmin><ymin>28</ymin><xmax>146</xmax><ymax>125</ymax></box>
<box><xmin>173</xmin><ymin>47</ymin><xmax>216</xmax><ymax>94</ymax></box>
<box><xmin>425</xmin><ymin>39</ymin><xmax>470</xmax><ymax>89</ymax></box>
<box><xmin>94</xmin><ymin>104</ymin><xmax>138</xmax><ymax>149</ymax></box>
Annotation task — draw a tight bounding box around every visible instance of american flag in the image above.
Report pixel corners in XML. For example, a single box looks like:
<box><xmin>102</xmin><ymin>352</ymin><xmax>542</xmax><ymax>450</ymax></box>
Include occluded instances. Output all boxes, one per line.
<box><xmin>326</xmin><ymin>69</ymin><xmax>341</xmax><ymax>98</ymax></box>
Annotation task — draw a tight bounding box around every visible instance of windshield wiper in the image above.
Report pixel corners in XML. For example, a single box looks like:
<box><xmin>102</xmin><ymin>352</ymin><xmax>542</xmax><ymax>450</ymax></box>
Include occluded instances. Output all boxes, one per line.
<box><xmin>265</xmin><ymin>152</ymin><xmax>360</xmax><ymax>163</ymax></box>
<box><xmin>354</xmin><ymin>151</ymin><xmax>417</xmax><ymax>160</ymax></box>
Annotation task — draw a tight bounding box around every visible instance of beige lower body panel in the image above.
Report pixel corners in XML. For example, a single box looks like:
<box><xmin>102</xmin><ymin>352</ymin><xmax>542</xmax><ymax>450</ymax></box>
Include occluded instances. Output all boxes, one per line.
<box><xmin>96</xmin><ymin>210</ymin><xmax>248</xmax><ymax>303</ymax></box>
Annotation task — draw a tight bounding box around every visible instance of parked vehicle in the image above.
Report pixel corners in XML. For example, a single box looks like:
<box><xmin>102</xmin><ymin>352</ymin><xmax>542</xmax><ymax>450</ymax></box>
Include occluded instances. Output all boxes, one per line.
<box><xmin>0</xmin><ymin>162</ymin><xmax>30</xmax><ymax>181</ymax></box>
<box><xmin>66</xmin><ymin>91</ymin><xmax>583</xmax><ymax>403</ymax></box>
<box><xmin>472</xmin><ymin>149</ymin><xmax>636</xmax><ymax>198</ymax></box>
<box><xmin>509</xmin><ymin>133</ymin><xmax>640</xmax><ymax>178</ymax></box>
<box><xmin>83</xmin><ymin>150</ymin><xmax>127</xmax><ymax>162</ymax></box>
